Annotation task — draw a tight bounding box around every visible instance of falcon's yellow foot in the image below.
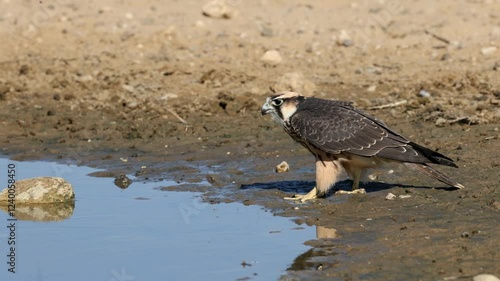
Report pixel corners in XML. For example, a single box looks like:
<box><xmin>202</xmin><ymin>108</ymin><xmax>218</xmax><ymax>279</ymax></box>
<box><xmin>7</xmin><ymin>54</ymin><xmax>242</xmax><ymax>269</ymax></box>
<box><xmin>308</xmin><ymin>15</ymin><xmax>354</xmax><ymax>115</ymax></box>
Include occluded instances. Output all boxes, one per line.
<box><xmin>335</xmin><ymin>188</ymin><xmax>366</xmax><ymax>195</ymax></box>
<box><xmin>284</xmin><ymin>187</ymin><xmax>318</xmax><ymax>203</ymax></box>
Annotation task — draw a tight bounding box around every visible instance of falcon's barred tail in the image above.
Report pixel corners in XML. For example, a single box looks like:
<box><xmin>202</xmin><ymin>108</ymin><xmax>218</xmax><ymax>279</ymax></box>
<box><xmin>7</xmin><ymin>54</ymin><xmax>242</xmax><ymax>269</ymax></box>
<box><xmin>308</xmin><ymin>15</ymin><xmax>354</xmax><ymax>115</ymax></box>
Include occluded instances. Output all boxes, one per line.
<box><xmin>409</xmin><ymin>142</ymin><xmax>458</xmax><ymax>167</ymax></box>
<box><xmin>403</xmin><ymin>163</ymin><xmax>465</xmax><ymax>189</ymax></box>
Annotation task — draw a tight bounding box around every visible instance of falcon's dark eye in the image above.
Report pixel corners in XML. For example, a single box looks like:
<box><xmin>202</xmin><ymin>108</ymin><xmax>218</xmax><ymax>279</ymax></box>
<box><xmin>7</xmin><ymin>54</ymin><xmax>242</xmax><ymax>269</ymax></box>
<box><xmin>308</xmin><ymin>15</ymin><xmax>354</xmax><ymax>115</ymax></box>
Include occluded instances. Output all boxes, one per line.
<box><xmin>271</xmin><ymin>99</ymin><xmax>283</xmax><ymax>107</ymax></box>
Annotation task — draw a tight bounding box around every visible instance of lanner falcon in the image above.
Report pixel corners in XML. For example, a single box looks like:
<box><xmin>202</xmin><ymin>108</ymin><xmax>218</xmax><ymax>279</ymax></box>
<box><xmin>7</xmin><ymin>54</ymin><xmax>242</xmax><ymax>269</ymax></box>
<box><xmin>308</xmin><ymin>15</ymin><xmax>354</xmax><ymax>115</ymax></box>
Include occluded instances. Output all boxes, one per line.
<box><xmin>261</xmin><ymin>92</ymin><xmax>464</xmax><ymax>202</ymax></box>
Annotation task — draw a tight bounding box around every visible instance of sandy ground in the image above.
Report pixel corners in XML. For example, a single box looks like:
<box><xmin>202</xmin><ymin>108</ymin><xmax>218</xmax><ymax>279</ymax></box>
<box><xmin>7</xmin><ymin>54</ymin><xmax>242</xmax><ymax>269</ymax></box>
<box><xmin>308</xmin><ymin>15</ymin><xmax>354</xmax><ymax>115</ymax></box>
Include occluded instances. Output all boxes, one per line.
<box><xmin>1</xmin><ymin>0</ymin><xmax>499</xmax><ymax>280</ymax></box>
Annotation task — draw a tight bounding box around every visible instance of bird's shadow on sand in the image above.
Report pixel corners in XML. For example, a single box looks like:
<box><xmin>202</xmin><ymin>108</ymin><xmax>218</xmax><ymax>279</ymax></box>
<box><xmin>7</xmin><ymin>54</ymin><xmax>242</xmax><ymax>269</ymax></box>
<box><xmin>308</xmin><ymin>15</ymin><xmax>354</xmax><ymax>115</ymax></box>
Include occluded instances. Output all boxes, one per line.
<box><xmin>241</xmin><ymin>179</ymin><xmax>455</xmax><ymax>197</ymax></box>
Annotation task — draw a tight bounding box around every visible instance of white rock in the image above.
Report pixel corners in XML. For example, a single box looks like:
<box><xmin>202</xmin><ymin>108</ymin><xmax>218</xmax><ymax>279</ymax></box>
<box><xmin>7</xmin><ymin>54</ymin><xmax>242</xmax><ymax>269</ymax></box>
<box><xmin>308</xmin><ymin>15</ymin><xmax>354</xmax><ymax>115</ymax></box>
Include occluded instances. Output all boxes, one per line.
<box><xmin>273</xmin><ymin>72</ymin><xmax>316</xmax><ymax>95</ymax></box>
<box><xmin>481</xmin><ymin>46</ymin><xmax>497</xmax><ymax>56</ymax></box>
<box><xmin>385</xmin><ymin>193</ymin><xmax>396</xmax><ymax>200</ymax></box>
<box><xmin>337</xmin><ymin>29</ymin><xmax>353</xmax><ymax>47</ymax></box>
<box><xmin>122</xmin><ymin>84</ymin><xmax>135</xmax><ymax>93</ymax></box>
<box><xmin>74</xmin><ymin>74</ymin><xmax>93</xmax><ymax>82</ymax></box>
<box><xmin>399</xmin><ymin>194</ymin><xmax>412</xmax><ymax>199</ymax></box>
<box><xmin>275</xmin><ymin>161</ymin><xmax>289</xmax><ymax>173</ymax></box>
<box><xmin>473</xmin><ymin>274</ymin><xmax>500</xmax><ymax>281</ymax></box>
<box><xmin>202</xmin><ymin>0</ymin><xmax>236</xmax><ymax>19</ymax></box>
<box><xmin>261</xmin><ymin>50</ymin><xmax>283</xmax><ymax>66</ymax></box>
<box><xmin>419</xmin><ymin>89</ymin><xmax>431</xmax><ymax>98</ymax></box>
<box><xmin>0</xmin><ymin>177</ymin><xmax>75</xmax><ymax>204</ymax></box>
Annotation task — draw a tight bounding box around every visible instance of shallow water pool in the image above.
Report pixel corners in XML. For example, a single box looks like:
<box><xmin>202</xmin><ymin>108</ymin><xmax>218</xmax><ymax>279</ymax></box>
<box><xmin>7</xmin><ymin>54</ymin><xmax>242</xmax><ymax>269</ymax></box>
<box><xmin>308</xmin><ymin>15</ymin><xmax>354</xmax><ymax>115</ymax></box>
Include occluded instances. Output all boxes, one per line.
<box><xmin>0</xmin><ymin>159</ymin><xmax>314</xmax><ymax>281</ymax></box>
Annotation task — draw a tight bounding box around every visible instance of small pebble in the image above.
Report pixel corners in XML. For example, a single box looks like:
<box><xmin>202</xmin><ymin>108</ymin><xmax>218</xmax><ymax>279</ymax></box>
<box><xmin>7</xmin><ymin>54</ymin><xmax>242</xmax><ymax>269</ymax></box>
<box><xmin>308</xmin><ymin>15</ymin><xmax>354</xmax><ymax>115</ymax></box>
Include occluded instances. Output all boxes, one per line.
<box><xmin>399</xmin><ymin>194</ymin><xmax>412</xmax><ymax>199</ymax></box>
<box><xmin>337</xmin><ymin>30</ymin><xmax>353</xmax><ymax>47</ymax></box>
<box><xmin>481</xmin><ymin>46</ymin><xmax>497</xmax><ymax>56</ymax></box>
<box><xmin>275</xmin><ymin>161</ymin><xmax>289</xmax><ymax>173</ymax></box>
<box><xmin>261</xmin><ymin>50</ymin><xmax>283</xmax><ymax>66</ymax></box>
<box><xmin>473</xmin><ymin>274</ymin><xmax>500</xmax><ymax>281</ymax></box>
<box><xmin>260</xmin><ymin>25</ymin><xmax>274</xmax><ymax>37</ymax></box>
<box><xmin>385</xmin><ymin>193</ymin><xmax>396</xmax><ymax>200</ymax></box>
<box><xmin>202</xmin><ymin>0</ymin><xmax>236</xmax><ymax>19</ymax></box>
<box><xmin>114</xmin><ymin>174</ymin><xmax>132</xmax><ymax>189</ymax></box>
<box><xmin>419</xmin><ymin>89</ymin><xmax>431</xmax><ymax>98</ymax></box>
<box><xmin>461</xmin><ymin>231</ymin><xmax>470</xmax><ymax>238</ymax></box>
<box><xmin>122</xmin><ymin>84</ymin><xmax>135</xmax><ymax>92</ymax></box>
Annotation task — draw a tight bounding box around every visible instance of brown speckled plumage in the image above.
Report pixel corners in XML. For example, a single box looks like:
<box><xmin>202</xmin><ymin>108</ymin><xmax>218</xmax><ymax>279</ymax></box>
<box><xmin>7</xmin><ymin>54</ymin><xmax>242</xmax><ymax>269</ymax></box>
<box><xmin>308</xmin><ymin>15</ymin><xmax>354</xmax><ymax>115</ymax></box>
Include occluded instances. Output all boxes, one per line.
<box><xmin>261</xmin><ymin>92</ymin><xmax>464</xmax><ymax>201</ymax></box>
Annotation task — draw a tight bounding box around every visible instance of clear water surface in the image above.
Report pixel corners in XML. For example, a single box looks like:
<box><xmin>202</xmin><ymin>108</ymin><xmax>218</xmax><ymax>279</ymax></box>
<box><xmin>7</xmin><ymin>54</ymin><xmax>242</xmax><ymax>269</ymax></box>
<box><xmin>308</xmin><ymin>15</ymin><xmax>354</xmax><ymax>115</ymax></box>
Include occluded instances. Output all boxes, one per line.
<box><xmin>0</xmin><ymin>159</ymin><xmax>314</xmax><ymax>281</ymax></box>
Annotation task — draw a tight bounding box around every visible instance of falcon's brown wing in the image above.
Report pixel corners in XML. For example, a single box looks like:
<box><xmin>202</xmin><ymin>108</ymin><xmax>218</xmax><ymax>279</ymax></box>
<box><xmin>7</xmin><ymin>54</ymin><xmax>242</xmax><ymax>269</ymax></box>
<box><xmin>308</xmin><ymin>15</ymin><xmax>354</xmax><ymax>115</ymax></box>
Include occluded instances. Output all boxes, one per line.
<box><xmin>288</xmin><ymin>98</ymin><xmax>457</xmax><ymax>167</ymax></box>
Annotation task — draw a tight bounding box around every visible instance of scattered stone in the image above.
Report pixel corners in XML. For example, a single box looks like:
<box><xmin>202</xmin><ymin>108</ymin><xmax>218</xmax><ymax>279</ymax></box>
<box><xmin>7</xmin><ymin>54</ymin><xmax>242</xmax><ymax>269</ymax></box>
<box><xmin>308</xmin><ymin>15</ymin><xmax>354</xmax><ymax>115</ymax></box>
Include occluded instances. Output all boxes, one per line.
<box><xmin>305</xmin><ymin>41</ymin><xmax>320</xmax><ymax>53</ymax></box>
<box><xmin>261</xmin><ymin>49</ymin><xmax>283</xmax><ymax>66</ymax></box>
<box><xmin>114</xmin><ymin>174</ymin><xmax>132</xmax><ymax>189</ymax></box>
<box><xmin>399</xmin><ymin>194</ymin><xmax>412</xmax><ymax>199</ymax></box>
<box><xmin>0</xmin><ymin>84</ymin><xmax>9</xmax><ymax>100</ymax></box>
<box><xmin>419</xmin><ymin>89</ymin><xmax>431</xmax><ymax>98</ymax></box>
<box><xmin>74</xmin><ymin>74</ymin><xmax>93</xmax><ymax>82</ymax></box>
<box><xmin>275</xmin><ymin>161</ymin><xmax>289</xmax><ymax>173</ymax></box>
<box><xmin>260</xmin><ymin>25</ymin><xmax>274</xmax><ymax>37</ymax></box>
<box><xmin>336</xmin><ymin>30</ymin><xmax>353</xmax><ymax>47</ymax></box>
<box><xmin>272</xmin><ymin>72</ymin><xmax>316</xmax><ymax>95</ymax></box>
<box><xmin>125</xmin><ymin>12</ymin><xmax>134</xmax><ymax>19</ymax></box>
<box><xmin>385</xmin><ymin>193</ymin><xmax>396</xmax><ymax>200</ymax></box>
<box><xmin>19</xmin><ymin>64</ymin><xmax>30</xmax><ymax>75</ymax></box>
<box><xmin>0</xmin><ymin>177</ymin><xmax>75</xmax><ymax>204</ymax></box>
<box><xmin>435</xmin><ymin>117</ymin><xmax>448</xmax><ymax>127</ymax></box>
<box><xmin>202</xmin><ymin>0</ymin><xmax>236</xmax><ymax>19</ymax></box>
<box><xmin>473</xmin><ymin>274</ymin><xmax>500</xmax><ymax>281</ymax></box>
<box><xmin>488</xmin><ymin>199</ymin><xmax>500</xmax><ymax>210</ymax></box>
<box><xmin>481</xmin><ymin>46</ymin><xmax>497</xmax><ymax>56</ymax></box>
<box><xmin>461</xmin><ymin>231</ymin><xmax>470</xmax><ymax>238</ymax></box>
<box><xmin>451</xmin><ymin>40</ymin><xmax>464</xmax><ymax>49</ymax></box>
<box><xmin>367</xmin><ymin>85</ymin><xmax>377</xmax><ymax>92</ymax></box>
<box><xmin>206</xmin><ymin>174</ymin><xmax>223</xmax><ymax>186</ymax></box>
<box><xmin>122</xmin><ymin>84</ymin><xmax>135</xmax><ymax>93</ymax></box>
<box><xmin>493</xmin><ymin>61</ymin><xmax>500</xmax><ymax>71</ymax></box>
<box><xmin>365</xmin><ymin>66</ymin><xmax>383</xmax><ymax>75</ymax></box>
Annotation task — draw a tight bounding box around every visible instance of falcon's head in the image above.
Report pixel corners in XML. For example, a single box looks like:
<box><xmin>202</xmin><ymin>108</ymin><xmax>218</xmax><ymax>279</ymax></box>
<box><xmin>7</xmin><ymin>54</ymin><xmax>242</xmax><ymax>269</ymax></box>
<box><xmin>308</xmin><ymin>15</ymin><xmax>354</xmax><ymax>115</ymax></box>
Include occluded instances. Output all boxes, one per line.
<box><xmin>261</xmin><ymin>92</ymin><xmax>305</xmax><ymax>124</ymax></box>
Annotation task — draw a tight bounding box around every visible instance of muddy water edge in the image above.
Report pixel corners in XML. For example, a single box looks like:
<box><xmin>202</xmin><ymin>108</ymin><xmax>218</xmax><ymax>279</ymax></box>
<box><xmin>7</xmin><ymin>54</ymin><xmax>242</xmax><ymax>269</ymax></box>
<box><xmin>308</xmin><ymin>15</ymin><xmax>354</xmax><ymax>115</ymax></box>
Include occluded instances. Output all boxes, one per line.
<box><xmin>3</xmin><ymin>118</ymin><xmax>500</xmax><ymax>280</ymax></box>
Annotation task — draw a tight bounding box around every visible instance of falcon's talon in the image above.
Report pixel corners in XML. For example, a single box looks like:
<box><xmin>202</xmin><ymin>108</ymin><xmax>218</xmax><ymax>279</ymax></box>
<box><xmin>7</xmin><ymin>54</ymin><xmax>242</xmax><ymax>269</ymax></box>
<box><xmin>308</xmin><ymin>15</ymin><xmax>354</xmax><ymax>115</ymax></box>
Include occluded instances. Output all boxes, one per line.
<box><xmin>262</xmin><ymin>91</ymin><xmax>465</xmax><ymax>202</ymax></box>
<box><xmin>335</xmin><ymin>188</ymin><xmax>366</xmax><ymax>195</ymax></box>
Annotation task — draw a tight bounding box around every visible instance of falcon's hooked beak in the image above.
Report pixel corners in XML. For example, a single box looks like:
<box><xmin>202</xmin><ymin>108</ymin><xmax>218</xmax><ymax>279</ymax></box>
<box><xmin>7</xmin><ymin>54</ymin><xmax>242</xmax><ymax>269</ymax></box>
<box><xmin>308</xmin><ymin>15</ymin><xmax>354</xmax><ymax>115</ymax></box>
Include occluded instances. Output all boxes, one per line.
<box><xmin>261</xmin><ymin>97</ymin><xmax>274</xmax><ymax>116</ymax></box>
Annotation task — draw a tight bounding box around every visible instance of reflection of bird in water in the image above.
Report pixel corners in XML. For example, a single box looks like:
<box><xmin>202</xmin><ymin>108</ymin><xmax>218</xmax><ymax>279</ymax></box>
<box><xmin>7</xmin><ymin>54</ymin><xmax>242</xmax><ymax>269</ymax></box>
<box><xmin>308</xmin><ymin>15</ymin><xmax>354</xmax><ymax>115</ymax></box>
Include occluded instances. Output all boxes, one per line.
<box><xmin>287</xmin><ymin>225</ymin><xmax>339</xmax><ymax>271</ymax></box>
<box><xmin>262</xmin><ymin>92</ymin><xmax>464</xmax><ymax>202</ymax></box>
